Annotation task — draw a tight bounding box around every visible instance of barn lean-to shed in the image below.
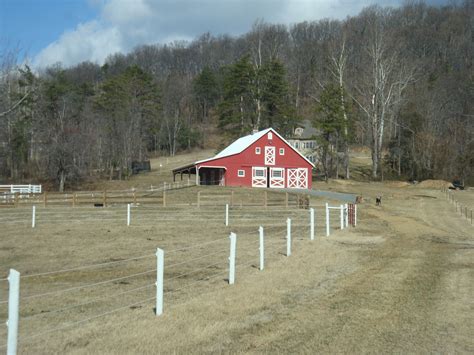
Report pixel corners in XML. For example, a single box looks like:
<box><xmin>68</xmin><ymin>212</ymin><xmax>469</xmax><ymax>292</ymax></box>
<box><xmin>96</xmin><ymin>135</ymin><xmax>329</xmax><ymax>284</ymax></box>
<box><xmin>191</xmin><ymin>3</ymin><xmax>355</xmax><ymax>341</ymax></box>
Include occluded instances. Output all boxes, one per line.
<box><xmin>172</xmin><ymin>128</ymin><xmax>315</xmax><ymax>189</ymax></box>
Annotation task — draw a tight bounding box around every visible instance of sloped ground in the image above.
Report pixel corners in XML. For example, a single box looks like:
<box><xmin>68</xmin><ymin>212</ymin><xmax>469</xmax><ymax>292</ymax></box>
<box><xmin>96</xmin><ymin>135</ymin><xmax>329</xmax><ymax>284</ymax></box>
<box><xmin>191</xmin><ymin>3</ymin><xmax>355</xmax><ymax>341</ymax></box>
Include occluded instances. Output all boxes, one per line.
<box><xmin>0</xmin><ymin>150</ymin><xmax>473</xmax><ymax>353</ymax></box>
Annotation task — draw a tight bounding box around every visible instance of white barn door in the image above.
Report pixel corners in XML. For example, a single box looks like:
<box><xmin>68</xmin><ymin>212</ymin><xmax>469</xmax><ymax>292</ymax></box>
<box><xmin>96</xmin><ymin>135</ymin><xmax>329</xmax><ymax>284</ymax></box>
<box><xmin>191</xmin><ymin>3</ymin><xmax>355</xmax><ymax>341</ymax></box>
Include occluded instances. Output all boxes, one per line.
<box><xmin>269</xmin><ymin>167</ymin><xmax>285</xmax><ymax>188</ymax></box>
<box><xmin>287</xmin><ymin>168</ymin><xmax>308</xmax><ymax>189</ymax></box>
<box><xmin>252</xmin><ymin>167</ymin><xmax>267</xmax><ymax>188</ymax></box>
<box><xmin>265</xmin><ymin>146</ymin><xmax>275</xmax><ymax>165</ymax></box>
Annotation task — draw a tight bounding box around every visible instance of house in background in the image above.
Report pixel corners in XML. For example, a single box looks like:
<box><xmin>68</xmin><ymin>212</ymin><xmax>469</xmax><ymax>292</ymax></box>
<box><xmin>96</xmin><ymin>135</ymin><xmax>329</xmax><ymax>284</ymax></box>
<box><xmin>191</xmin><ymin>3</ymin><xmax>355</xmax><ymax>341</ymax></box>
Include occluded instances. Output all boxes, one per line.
<box><xmin>173</xmin><ymin>128</ymin><xmax>314</xmax><ymax>189</ymax></box>
<box><xmin>287</xmin><ymin>120</ymin><xmax>318</xmax><ymax>164</ymax></box>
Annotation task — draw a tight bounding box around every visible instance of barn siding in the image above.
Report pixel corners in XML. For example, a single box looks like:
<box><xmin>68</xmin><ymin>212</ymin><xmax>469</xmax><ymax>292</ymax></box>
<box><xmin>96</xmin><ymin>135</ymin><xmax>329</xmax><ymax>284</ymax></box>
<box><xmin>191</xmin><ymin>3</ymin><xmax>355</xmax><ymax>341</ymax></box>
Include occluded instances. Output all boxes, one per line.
<box><xmin>197</xmin><ymin>130</ymin><xmax>313</xmax><ymax>189</ymax></box>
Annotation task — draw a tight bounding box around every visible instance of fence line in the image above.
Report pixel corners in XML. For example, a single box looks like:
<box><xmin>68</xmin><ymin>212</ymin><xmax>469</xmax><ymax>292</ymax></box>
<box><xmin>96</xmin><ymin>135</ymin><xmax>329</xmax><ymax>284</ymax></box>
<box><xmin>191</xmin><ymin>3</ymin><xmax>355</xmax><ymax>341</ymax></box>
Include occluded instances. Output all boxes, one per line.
<box><xmin>1</xmin><ymin>198</ymin><xmax>360</xmax><ymax>353</ymax></box>
<box><xmin>20</xmin><ymin>269</ymin><xmax>157</xmax><ymax>302</ymax></box>
<box><xmin>442</xmin><ymin>187</ymin><xmax>473</xmax><ymax>225</ymax></box>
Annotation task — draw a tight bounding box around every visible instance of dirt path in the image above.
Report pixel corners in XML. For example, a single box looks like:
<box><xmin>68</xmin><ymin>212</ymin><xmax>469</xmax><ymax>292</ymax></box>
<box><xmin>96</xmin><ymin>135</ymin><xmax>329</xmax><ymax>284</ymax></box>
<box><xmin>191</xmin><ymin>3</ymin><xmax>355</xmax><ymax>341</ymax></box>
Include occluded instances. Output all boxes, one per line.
<box><xmin>211</xmin><ymin>190</ymin><xmax>474</xmax><ymax>353</ymax></box>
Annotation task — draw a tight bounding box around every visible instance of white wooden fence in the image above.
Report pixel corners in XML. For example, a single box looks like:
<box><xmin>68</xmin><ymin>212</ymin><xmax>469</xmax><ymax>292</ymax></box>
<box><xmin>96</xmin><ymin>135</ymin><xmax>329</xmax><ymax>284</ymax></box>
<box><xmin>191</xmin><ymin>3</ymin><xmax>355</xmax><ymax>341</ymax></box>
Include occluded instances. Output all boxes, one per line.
<box><xmin>0</xmin><ymin>185</ymin><xmax>42</xmax><ymax>194</ymax></box>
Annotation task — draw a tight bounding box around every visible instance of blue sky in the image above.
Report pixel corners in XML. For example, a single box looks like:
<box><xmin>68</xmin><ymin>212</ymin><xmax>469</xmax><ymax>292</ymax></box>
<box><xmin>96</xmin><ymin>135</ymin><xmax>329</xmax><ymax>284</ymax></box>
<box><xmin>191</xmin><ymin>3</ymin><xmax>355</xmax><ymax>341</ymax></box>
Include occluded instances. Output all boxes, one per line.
<box><xmin>0</xmin><ymin>0</ymin><xmax>450</xmax><ymax>69</ymax></box>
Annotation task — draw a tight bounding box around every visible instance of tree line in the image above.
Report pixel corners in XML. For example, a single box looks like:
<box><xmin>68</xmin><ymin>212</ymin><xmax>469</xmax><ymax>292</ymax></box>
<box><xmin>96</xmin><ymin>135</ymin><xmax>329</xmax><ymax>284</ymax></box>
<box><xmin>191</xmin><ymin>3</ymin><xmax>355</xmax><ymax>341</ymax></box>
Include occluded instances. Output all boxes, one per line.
<box><xmin>0</xmin><ymin>1</ymin><xmax>472</xmax><ymax>190</ymax></box>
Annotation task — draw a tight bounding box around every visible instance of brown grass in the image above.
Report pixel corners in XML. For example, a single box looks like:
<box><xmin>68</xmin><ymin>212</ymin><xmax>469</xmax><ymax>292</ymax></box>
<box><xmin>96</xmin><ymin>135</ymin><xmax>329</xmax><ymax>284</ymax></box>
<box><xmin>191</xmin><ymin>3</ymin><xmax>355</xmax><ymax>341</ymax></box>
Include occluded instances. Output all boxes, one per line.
<box><xmin>0</xmin><ymin>151</ymin><xmax>473</xmax><ymax>354</ymax></box>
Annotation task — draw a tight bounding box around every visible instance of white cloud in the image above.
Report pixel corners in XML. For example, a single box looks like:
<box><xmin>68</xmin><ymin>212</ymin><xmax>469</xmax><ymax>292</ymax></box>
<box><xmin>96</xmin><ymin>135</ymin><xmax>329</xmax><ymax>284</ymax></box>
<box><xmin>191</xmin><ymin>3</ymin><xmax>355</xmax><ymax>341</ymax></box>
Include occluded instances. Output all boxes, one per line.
<box><xmin>34</xmin><ymin>20</ymin><xmax>122</xmax><ymax>68</ymax></box>
<box><xmin>34</xmin><ymin>0</ymin><xmax>409</xmax><ymax>68</ymax></box>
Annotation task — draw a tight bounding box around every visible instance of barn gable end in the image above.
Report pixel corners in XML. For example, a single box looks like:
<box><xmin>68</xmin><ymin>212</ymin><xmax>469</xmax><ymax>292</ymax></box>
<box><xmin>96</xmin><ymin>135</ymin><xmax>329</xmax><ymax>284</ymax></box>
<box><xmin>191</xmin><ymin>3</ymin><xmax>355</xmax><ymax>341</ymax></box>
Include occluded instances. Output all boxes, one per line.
<box><xmin>173</xmin><ymin>128</ymin><xmax>314</xmax><ymax>189</ymax></box>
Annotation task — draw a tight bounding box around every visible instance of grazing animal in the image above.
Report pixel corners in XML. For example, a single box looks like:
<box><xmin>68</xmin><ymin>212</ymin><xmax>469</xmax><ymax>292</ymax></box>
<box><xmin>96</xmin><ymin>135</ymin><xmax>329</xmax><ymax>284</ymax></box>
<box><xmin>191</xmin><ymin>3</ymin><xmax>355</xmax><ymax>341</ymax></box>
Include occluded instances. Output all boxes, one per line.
<box><xmin>375</xmin><ymin>196</ymin><xmax>382</xmax><ymax>206</ymax></box>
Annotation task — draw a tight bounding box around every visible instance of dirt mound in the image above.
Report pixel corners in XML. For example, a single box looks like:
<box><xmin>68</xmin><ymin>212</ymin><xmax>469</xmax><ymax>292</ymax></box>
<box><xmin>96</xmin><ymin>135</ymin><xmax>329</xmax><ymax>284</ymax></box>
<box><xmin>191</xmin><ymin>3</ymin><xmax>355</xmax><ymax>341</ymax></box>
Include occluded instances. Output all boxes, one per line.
<box><xmin>416</xmin><ymin>179</ymin><xmax>451</xmax><ymax>188</ymax></box>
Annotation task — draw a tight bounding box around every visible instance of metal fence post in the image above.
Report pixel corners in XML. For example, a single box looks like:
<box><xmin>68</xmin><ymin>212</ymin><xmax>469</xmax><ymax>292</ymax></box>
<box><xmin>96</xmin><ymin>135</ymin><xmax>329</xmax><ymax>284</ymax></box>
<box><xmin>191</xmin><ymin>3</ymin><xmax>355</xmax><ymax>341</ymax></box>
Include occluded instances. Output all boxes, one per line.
<box><xmin>7</xmin><ymin>269</ymin><xmax>20</xmax><ymax>355</ymax></box>
<box><xmin>127</xmin><ymin>203</ymin><xmax>131</xmax><ymax>226</ymax></box>
<box><xmin>32</xmin><ymin>205</ymin><xmax>36</xmax><ymax>229</ymax></box>
<box><xmin>340</xmin><ymin>204</ymin><xmax>344</xmax><ymax>230</ymax></box>
<box><xmin>310</xmin><ymin>208</ymin><xmax>315</xmax><ymax>240</ymax></box>
<box><xmin>225</xmin><ymin>204</ymin><xmax>229</xmax><ymax>226</ymax></box>
<box><xmin>286</xmin><ymin>218</ymin><xmax>291</xmax><ymax>257</ymax></box>
<box><xmin>229</xmin><ymin>233</ymin><xmax>236</xmax><ymax>284</ymax></box>
<box><xmin>155</xmin><ymin>248</ymin><xmax>164</xmax><ymax>316</ymax></box>
<box><xmin>259</xmin><ymin>226</ymin><xmax>264</xmax><ymax>271</ymax></box>
<box><xmin>325</xmin><ymin>202</ymin><xmax>330</xmax><ymax>237</ymax></box>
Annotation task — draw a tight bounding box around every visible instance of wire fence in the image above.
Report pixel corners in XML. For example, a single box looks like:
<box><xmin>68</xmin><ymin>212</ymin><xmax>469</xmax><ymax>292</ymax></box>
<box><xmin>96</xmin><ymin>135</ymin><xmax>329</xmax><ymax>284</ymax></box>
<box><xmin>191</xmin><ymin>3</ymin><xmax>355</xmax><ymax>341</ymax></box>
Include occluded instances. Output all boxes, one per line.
<box><xmin>0</xmin><ymin>200</ymin><xmax>357</xmax><ymax>353</ymax></box>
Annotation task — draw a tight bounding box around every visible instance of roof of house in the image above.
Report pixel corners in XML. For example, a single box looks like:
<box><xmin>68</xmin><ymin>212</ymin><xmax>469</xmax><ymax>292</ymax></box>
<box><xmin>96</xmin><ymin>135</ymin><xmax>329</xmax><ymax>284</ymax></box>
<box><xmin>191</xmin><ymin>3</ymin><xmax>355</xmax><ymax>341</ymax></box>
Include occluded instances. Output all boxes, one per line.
<box><xmin>195</xmin><ymin>128</ymin><xmax>315</xmax><ymax>167</ymax></box>
<box><xmin>291</xmin><ymin>120</ymin><xmax>318</xmax><ymax>139</ymax></box>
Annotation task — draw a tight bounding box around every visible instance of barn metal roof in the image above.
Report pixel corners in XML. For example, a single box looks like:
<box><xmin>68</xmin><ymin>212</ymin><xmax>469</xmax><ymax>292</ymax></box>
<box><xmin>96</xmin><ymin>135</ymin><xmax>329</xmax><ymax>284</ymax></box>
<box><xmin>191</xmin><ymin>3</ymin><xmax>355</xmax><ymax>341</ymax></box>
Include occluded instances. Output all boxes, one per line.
<box><xmin>195</xmin><ymin>128</ymin><xmax>272</xmax><ymax>164</ymax></box>
<box><xmin>196</xmin><ymin>128</ymin><xmax>315</xmax><ymax>167</ymax></box>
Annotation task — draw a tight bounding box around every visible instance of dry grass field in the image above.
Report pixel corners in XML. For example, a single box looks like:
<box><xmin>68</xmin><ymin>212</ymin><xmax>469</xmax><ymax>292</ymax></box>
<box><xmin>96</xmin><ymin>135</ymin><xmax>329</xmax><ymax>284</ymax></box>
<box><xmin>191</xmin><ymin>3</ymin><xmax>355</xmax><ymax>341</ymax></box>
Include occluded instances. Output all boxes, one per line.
<box><xmin>0</xmin><ymin>151</ymin><xmax>473</xmax><ymax>354</ymax></box>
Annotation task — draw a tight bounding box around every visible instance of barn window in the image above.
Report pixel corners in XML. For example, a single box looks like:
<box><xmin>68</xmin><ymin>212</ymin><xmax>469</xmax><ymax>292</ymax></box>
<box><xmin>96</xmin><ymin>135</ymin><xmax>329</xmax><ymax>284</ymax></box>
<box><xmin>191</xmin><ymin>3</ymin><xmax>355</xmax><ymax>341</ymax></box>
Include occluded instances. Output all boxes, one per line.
<box><xmin>255</xmin><ymin>147</ymin><xmax>261</xmax><ymax>154</ymax></box>
<box><xmin>238</xmin><ymin>170</ymin><xmax>245</xmax><ymax>177</ymax></box>
<box><xmin>268</xmin><ymin>132</ymin><xmax>273</xmax><ymax>139</ymax></box>
<box><xmin>254</xmin><ymin>169</ymin><xmax>265</xmax><ymax>177</ymax></box>
<box><xmin>279</xmin><ymin>148</ymin><xmax>285</xmax><ymax>155</ymax></box>
<box><xmin>272</xmin><ymin>169</ymin><xmax>283</xmax><ymax>178</ymax></box>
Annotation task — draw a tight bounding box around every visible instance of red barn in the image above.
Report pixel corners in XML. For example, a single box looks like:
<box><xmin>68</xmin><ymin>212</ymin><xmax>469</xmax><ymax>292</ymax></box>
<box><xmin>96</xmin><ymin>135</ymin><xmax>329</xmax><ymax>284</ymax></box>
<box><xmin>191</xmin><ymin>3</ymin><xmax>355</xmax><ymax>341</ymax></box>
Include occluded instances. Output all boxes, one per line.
<box><xmin>173</xmin><ymin>128</ymin><xmax>314</xmax><ymax>189</ymax></box>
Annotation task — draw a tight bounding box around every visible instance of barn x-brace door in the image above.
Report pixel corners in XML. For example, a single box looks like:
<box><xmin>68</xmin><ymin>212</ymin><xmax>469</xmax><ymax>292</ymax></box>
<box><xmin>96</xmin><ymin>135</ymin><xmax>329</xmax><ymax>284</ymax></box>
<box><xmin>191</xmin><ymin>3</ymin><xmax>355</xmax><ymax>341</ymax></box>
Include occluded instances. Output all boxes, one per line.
<box><xmin>252</xmin><ymin>167</ymin><xmax>267</xmax><ymax>188</ymax></box>
<box><xmin>287</xmin><ymin>168</ymin><xmax>308</xmax><ymax>189</ymax></box>
<box><xmin>270</xmin><ymin>167</ymin><xmax>285</xmax><ymax>188</ymax></box>
<box><xmin>265</xmin><ymin>146</ymin><xmax>275</xmax><ymax>165</ymax></box>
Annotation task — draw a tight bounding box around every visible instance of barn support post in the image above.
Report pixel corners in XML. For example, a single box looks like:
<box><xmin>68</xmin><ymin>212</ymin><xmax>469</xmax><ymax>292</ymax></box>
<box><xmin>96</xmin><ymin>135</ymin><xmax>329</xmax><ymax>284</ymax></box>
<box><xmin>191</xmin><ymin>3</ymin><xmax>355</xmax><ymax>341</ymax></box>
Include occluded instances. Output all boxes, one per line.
<box><xmin>310</xmin><ymin>208</ymin><xmax>315</xmax><ymax>240</ymax></box>
<box><xmin>286</xmin><ymin>218</ymin><xmax>292</xmax><ymax>257</ymax></box>
<box><xmin>225</xmin><ymin>204</ymin><xmax>229</xmax><ymax>226</ymax></box>
<box><xmin>259</xmin><ymin>226</ymin><xmax>264</xmax><ymax>271</ymax></box>
<box><xmin>127</xmin><ymin>204</ymin><xmax>131</xmax><ymax>226</ymax></box>
<box><xmin>340</xmin><ymin>205</ymin><xmax>344</xmax><ymax>230</ymax></box>
<box><xmin>7</xmin><ymin>269</ymin><xmax>20</xmax><ymax>355</ymax></box>
<box><xmin>325</xmin><ymin>203</ymin><xmax>330</xmax><ymax>237</ymax></box>
<box><xmin>155</xmin><ymin>248</ymin><xmax>164</xmax><ymax>316</ymax></box>
<box><xmin>228</xmin><ymin>233</ymin><xmax>237</xmax><ymax>285</ymax></box>
<box><xmin>31</xmin><ymin>206</ymin><xmax>36</xmax><ymax>229</ymax></box>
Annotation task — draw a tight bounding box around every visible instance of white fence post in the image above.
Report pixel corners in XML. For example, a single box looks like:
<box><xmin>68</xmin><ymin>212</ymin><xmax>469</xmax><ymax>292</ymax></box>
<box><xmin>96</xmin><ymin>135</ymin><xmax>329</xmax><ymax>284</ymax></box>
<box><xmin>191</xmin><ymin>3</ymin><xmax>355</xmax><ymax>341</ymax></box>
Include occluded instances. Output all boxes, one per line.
<box><xmin>354</xmin><ymin>204</ymin><xmax>358</xmax><ymax>227</ymax></box>
<box><xmin>286</xmin><ymin>218</ymin><xmax>292</xmax><ymax>257</ymax></box>
<box><xmin>259</xmin><ymin>226</ymin><xmax>264</xmax><ymax>271</ymax></box>
<box><xmin>325</xmin><ymin>203</ymin><xmax>330</xmax><ymax>237</ymax></box>
<box><xmin>310</xmin><ymin>208</ymin><xmax>315</xmax><ymax>240</ymax></box>
<box><xmin>228</xmin><ymin>233</ymin><xmax>236</xmax><ymax>284</ymax></box>
<box><xmin>127</xmin><ymin>204</ymin><xmax>131</xmax><ymax>226</ymax></box>
<box><xmin>225</xmin><ymin>204</ymin><xmax>229</xmax><ymax>226</ymax></box>
<box><xmin>340</xmin><ymin>204</ymin><xmax>344</xmax><ymax>230</ymax></box>
<box><xmin>345</xmin><ymin>203</ymin><xmax>349</xmax><ymax>228</ymax></box>
<box><xmin>155</xmin><ymin>248</ymin><xmax>164</xmax><ymax>316</ymax></box>
<box><xmin>7</xmin><ymin>269</ymin><xmax>20</xmax><ymax>355</ymax></box>
<box><xmin>32</xmin><ymin>205</ymin><xmax>36</xmax><ymax>228</ymax></box>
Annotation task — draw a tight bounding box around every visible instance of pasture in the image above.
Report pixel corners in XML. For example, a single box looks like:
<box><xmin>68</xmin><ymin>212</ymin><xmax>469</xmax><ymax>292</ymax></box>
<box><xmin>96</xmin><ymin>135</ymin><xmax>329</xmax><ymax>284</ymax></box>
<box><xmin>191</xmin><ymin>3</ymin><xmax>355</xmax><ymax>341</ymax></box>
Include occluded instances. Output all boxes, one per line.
<box><xmin>0</xmin><ymin>153</ymin><xmax>473</xmax><ymax>353</ymax></box>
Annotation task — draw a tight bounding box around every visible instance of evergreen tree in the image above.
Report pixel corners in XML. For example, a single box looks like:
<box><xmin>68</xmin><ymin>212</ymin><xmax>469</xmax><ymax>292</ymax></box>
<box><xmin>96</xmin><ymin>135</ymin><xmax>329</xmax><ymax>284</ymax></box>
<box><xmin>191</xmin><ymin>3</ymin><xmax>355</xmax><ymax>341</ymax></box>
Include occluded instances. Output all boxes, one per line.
<box><xmin>260</xmin><ymin>60</ymin><xmax>296</xmax><ymax>136</ymax></box>
<box><xmin>193</xmin><ymin>67</ymin><xmax>219</xmax><ymax>123</ymax></box>
<box><xmin>314</xmin><ymin>83</ymin><xmax>349</xmax><ymax>179</ymax></box>
<box><xmin>218</xmin><ymin>56</ymin><xmax>256</xmax><ymax>137</ymax></box>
